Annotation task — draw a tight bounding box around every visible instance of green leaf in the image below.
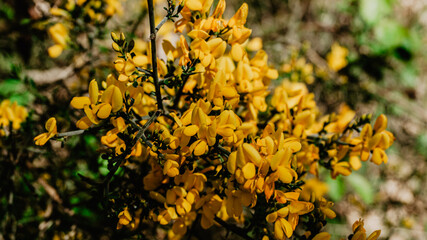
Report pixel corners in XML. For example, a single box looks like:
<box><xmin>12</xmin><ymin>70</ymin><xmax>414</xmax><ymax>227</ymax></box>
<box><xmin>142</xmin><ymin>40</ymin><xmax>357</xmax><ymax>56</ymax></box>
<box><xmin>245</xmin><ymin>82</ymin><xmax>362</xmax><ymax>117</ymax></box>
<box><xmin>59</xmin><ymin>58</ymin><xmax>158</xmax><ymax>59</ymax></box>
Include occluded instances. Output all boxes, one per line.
<box><xmin>399</xmin><ymin>63</ymin><xmax>418</xmax><ymax>88</ymax></box>
<box><xmin>0</xmin><ymin>79</ymin><xmax>24</xmax><ymax>96</ymax></box>
<box><xmin>326</xmin><ymin>175</ymin><xmax>346</xmax><ymax>202</ymax></box>
<box><xmin>9</xmin><ymin>92</ymin><xmax>35</xmax><ymax>105</ymax></box>
<box><xmin>416</xmin><ymin>133</ymin><xmax>427</xmax><ymax>158</ymax></box>
<box><xmin>98</xmin><ymin>156</ymin><xmax>109</xmax><ymax>176</ymax></box>
<box><xmin>84</xmin><ymin>135</ymin><xmax>98</xmax><ymax>151</ymax></box>
<box><xmin>359</xmin><ymin>0</ymin><xmax>392</xmax><ymax>25</ymax></box>
<box><xmin>346</xmin><ymin>173</ymin><xmax>374</xmax><ymax>204</ymax></box>
<box><xmin>374</xmin><ymin>19</ymin><xmax>407</xmax><ymax>50</ymax></box>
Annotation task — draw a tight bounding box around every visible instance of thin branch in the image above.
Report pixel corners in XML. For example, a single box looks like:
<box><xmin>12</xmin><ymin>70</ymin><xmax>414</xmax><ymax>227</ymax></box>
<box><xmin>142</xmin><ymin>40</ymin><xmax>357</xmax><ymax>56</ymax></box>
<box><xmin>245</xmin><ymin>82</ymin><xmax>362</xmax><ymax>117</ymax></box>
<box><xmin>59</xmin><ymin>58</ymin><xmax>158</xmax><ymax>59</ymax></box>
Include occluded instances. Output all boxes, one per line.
<box><xmin>131</xmin><ymin>8</ymin><xmax>148</xmax><ymax>35</ymax></box>
<box><xmin>218</xmin><ymin>146</ymin><xmax>231</xmax><ymax>158</ymax></box>
<box><xmin>136</xmin><ymin>66</ymin><xmax>153</xmax><ymax>76</ymax></box>
<box><xmin>147</xmin><ymin>0</ymin><xmax>165</xmax><ymax>112</ymax></box>
<box><xmin>155</xmin><ymin>4</ymin><xmax>180</xmax><ymax>33</ymax></box>
<box><xmin>172</xmin><ymin>75</ymin><xmax>190</xmax><ymax>109</ymax></box>
<box><xmin>102</xmin><ymin>110</ymin><xmax>160</xmax><ymax>188</ymax></box>
<box><xmin>306</xmin><ymin>134</ymin><xmax>355</xmax><ymax>147</ymax></box>
<box><xmin>56</xmin><ymin>130</ymin><xmax>85</xmax><ymax>138</ymax></box>
<box><xmin>214</xmin><ymin>216</ymin><xmax>254</xmax><ymax>240</ymax></box>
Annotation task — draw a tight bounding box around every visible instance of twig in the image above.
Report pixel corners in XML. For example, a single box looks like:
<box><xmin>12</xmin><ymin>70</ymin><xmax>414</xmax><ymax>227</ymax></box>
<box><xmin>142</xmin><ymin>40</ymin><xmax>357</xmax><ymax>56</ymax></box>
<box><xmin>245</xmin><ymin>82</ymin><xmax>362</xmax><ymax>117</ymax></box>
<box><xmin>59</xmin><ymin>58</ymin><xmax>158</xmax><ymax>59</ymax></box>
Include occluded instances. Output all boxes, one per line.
<box><xmin>218</xmin><ymin>146</ymin><xmax>231</xmax><ymax>158</ymax></box>
<box><xmin>214</xmin><ymin>216</ymin><xmax>254</xmax><ymax>240</ymax></box>
<box><xmin>131</xmin><ymin>7</ymin><xmax>148</xmax><ymax>35</ymax></box>
<box><xmin>155</xmin><ymin>4</ymin><xmax>180</xmax><ymax>34</ymax></box>
<box><xmin>306</xmin><ymin>134</ymin><xmax>355</xmax><ymax>147</ymax></box>
<box><xmin>147</xmin><ymin>0</ymin><xmax>165</xmax><ymax>112</ymax></box>
<box><xmin>56</xmin><ymin>129</ymin><xmax>85</xmax><ymax>138</ymax></box>
<box><xmin>102</xmin><ymin>110</ymin><xmax>161</xmax><ymax>189</ymax></box>
<box><xmin>172</xmin><ymin>74</ymin><xmax>190</xmax><ymax>109</ymax></box>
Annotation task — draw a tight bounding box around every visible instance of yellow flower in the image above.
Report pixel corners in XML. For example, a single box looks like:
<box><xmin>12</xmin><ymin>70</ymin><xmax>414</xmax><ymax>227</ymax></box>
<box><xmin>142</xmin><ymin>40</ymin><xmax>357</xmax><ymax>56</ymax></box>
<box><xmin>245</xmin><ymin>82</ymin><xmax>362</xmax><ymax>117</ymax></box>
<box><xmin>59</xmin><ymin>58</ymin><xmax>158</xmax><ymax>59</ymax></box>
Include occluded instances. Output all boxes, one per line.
<box><xmin>266</xmin><ymin>200</ymin><xmax>314</xmax><ymax>239</ymax></box>
<box><xmin>350</xmin><ymin>114</ymin><xmax>394</xmax><ymax>165</ymax></box>
<box><xmin>325</xmin><ymin>104</ymin><xmax>355</xmax><ymax>133</ymax></box>
<box><xmin>71</xmin><ymin>79</ymin><xmax>123</xmax><ymax>129</ymax></box>
<box><xmin>48</xmin><ymin>45</ymin><xmax>64</xmax><ymax>58</ymax></box>
<box><xmin>34</xmin><ymin>118</ymin><xmax>57</xmax><ymax>146</ymax></box>
<box><xmin>327</xmin><ymin>42</ymin><xmax>348</xmax><ymax>72</ymax></box>
<box><xmin>116</xmin><ymin>207</ymin><xmax>133</xmax><ymax>229</ymax></box>
<box><xmin>48</xmin><ymin>23</ymin><xmax>69</xmax><ymax>58</ymax></box>
<box><xmin>197</xmin><ymin>194</ymin><xmax>223</xmax><ymax>229</ymax></box>
<box><xmin>350</xmin><ymin>219</ymin><xmax>381</xmax><ymax>240</ymax></box>
<box><xmin>312</xmin><ymin>232</ymin><xmax>331</xmax><ymax>240</ymax></box>
<box><xmin>0</xmin><ymin>100</ymin><xmax>28</xmax><ymax>133</ymax></box>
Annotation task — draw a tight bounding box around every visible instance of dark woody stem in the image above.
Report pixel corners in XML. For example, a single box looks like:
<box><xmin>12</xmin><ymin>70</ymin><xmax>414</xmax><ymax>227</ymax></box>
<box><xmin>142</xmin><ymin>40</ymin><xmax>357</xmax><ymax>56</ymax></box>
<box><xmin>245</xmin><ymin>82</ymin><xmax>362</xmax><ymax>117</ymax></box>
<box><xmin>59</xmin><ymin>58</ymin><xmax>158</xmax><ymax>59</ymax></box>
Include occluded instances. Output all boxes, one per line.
<box><xmin>147</xmin><ymin>0</ymin><xmax>165</xmax><ymax>112</ymax></box>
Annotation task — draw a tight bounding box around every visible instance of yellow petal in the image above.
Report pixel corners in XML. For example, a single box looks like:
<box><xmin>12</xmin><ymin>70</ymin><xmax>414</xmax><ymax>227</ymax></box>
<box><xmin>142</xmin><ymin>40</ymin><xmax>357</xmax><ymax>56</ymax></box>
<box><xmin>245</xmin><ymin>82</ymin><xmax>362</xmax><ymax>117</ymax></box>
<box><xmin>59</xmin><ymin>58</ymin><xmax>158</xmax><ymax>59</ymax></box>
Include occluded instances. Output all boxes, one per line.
<box><xmin>266</xmin><ymin>212</ymin><xmax>278</xmax><ymax>223</ymax></box>
<box><xmin>277</xmin><ymin>166</ymin><xmax>293</xmax><ymax>183</ymax></box>
<box><xmin>188</xmin><ymin>29</ymin><xmax>210</xmax><ymax>39</ymax></box>
<box><xmin>349</xmin><ymin>155</ymin><xmax>362</xmax><ymax>170</ymax></box>
<box><xmin>270</xmin><ymin>148</ymin><xmax>292</xmax><ymax>171</ymax></box>
<box><xmin>373</xmin><ymin>114</ymin><xmax>387</xmax><ymax>133</ymax></box>
<box><xmin>207</xmin><ymin>38</ymin><xmax>226</xmax><ymax>58</ymax></box>
<box><xmin>89</xmin><ymin>80</ymin><xmax>99</xmax><ymax>104</ymax></box>
<box><xmin>351</xmin><ymin>231</ymin><xmax>366</xmax><ymax>240</ymax></box>
<box><xmin>227</xmin><ymin>151</ymin><xmax>237</xmax><ymax>174</ymax></box>
<box><xmin>193</xmin><ymin>140</ymin><xmax>208</xmax><ymax>156</ymax></box>
<box><xmin>242</xmin><ymin>162</ymin><xmax>256</xmax><ymax>179</ymax></box>
<box><xmin>114</xmin><ymin>59</ymin><xmax>125</xmax><ymax>72</ymax></box>
<box><xmin>231</xmin><ymin>43</ymin><xmax>244</xmax><ymax>62</ymax></box>
<box><xmin>277</xmin><ymin>207</ymin><xmax>289</xmax><ymax>217</ymax></box>
<box><xmin>228</xmin><ymin>3</ymin><xmax>248</xmax><ymax>28</ymax></box>
<box><xmin>124</xmin><ymin>62</ymin><xmax>135</xmax><ymax>76</ymax></box>
<box><xmin>266</xmin><ymin>68</ymin><xmax>279</xmax><ymax>80</ymax></box>
<box><xmin>274</xmin><ymin>220</ymin><xmax>284</xmax><ymax>240</ymax></box>
<box><xmin>34</xmin><ymin>133</ymin><xmax>48</xmax><ymax>146</ymax></box>
<box><xmin>312</xmin><ymin>232</ymin><xmax>331</xmax><ymax>240</ymax></box>
<box><xmin>217</xmin><ymin>126</ymin><xmax>234</xmax><ymax>137</ymax></box>
<box><xmin>70</xmin><ymin>97</ymin><xmax>91</xmax><ymax>109</ymax></box>
<box><xmin>96</xmin><ymin>103</ymin><xmax>112</xmax><ymax>119</ymax></box>
<box><xmin>149</xmin><ymin>191</ymin><xmax>166</xmax><ymax>203</ymax></box>
<box><xmin>236</xmin><ymin>145</ymin><xmax>246</xmax><ymax>168</ymax></box>
<box><xmin>242</xmin><ymin>143</ymin><xmax>261</xmax><ymax>166</ymax></box>
<box><xmin>289</xmin><ymin>201</ymin><xmax>314</xmax><ymax>215</ymax></box>
<box><xmin>133</xmin><ymin>55</ymin><xmax>148</xmax><ymax>67</ymax></box>
<box><xmin>321</xmin><ymin>207</ymin><xmax>336</xmax><ymax>219</ymax></box>
<box><xmin>186</xmin><ymin>0</ymin><xmax>203</xmax><ymax>11</ymax></box>
<box><xmin>371</xmin><ymin>148</ymin><xmax>387</xmax><ymax>165</ymax></box>
<box><xmin>48</xmin><ymin>44</ymin><xmax>63</xmax><ymax>58</ymax></box>
<box><xmin>45</xmin><ymin>117</ymin><xmax>57</xmax><ymax>133</ymax></box>
<box><xmin>247</xmin><ymin>37</ymin><xmax>263</xmax><ymax>52</ymax></box>
<box><xmin>101</xmin><ymin>85</ymin><xmax>123</xmax><ymax>112</ymax></box>
<box><xmin>183</xmin><ymin>125</ymin><xmax>199</xmax><ymax>136</ymax></box>
<box><xmin>366</xmin><ymin>230</ymin><xmax>381</xmax><ymax>240</ymax></box>
<box><xmin>280</xmin><ymin>217</ymin><xmax>293</xmax><ymax>238</ymax></box>
<box><xmin>76</xmin><ymin>116</ymin><xmax>93</xmax><ymax>130</ymax></box>
<box><xmin>223</xmin><ymin>86</ymin><xmax>238</xmax><ymax>99</ymax></box>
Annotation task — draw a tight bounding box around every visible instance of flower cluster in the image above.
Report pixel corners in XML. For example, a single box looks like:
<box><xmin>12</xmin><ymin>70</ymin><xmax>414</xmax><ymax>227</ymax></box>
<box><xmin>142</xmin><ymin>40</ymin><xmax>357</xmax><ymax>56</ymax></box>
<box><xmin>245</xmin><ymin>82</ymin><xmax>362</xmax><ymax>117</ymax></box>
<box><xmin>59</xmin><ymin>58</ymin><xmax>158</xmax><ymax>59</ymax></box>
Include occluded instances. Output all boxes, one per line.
<box><xmin>46</xmin><ymin>0</ymin><xmax>123</xmax><ymax>58</ymax></box>
<box><xmin>0</xmin><ymin>100</ymin><xmax>28</xmax><ymax>136</ymax></box>
<box><xmin>281</xmin><ymin>47</ymin><xmax>315</xmax><ymax>84</ymax></box>
<box><xmin>35</xmin><ymin>0</ymin><xmax>394</xmax><ymax>239</ymax></box>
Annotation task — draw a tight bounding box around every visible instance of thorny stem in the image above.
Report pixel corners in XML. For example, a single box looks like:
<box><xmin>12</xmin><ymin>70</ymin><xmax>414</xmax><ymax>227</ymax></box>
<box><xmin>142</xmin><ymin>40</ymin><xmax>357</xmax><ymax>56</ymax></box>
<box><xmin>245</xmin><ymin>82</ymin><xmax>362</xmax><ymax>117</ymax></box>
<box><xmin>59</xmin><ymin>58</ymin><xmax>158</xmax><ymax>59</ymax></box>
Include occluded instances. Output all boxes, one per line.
<box><xmin>147</xmin><ymin>0</ymin><xmax>165</xmax><ymax>112</ymax></box>
<box><xmin>214</xmin><ymin>216</ymin><xmax>254</xmax><ymax>240</ymax></box>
